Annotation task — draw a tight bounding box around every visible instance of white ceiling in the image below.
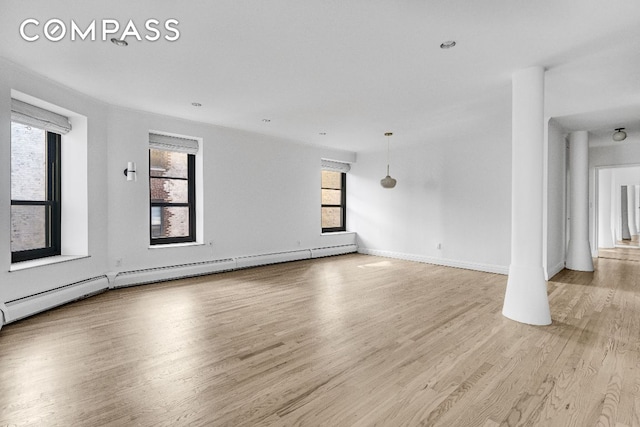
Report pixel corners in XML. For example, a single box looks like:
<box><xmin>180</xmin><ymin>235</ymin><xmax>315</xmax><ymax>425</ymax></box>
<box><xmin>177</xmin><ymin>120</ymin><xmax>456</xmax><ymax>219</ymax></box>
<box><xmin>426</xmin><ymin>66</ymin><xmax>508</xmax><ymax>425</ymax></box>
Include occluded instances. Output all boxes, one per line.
<box><xmin>1</xmin><ymin>0</ymin><xmax>639</xmax><ymax>152</ymax></box>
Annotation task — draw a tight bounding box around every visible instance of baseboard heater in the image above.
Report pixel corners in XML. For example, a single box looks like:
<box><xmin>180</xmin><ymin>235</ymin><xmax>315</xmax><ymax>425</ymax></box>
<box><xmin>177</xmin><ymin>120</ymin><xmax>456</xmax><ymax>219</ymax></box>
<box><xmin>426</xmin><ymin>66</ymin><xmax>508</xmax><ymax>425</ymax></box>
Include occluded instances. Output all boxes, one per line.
<box><xmin>1</xmin><ymin>244</ymin><xmax>358</xmax><ymax>325</ymax></box>
<box><xmin>110</xmin><ymin>258</ymin><xmax>237</xmax><ymax>289</ymax></box>
<box><xmin>311</xmin><ymin>244</ymin><xmax>357</xmax><ymax>258</ymax></box>
<box><xmin>3</xmin><ymin>276</ymin><xmax>109</xmax><ymax>324</ymax></box>
<box><xmin>111</xmin><ymin>244</ymin><xmax>358</xmax><ymax>288</ymax></box>
<box><xmin>236</xmin><ymin>249</ymin><xmax>311</xmax><ymax>269</ymax></box>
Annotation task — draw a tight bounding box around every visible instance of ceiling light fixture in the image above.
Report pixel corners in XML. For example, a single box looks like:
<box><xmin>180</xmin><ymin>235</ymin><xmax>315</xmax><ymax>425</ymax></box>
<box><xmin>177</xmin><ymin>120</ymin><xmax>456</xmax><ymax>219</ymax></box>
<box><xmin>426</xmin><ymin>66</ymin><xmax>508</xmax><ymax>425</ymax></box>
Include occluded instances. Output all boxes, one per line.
<box><xmin>380</xmin><ymin>132</ymin><xmax>397</xmax><ymax>189</ymax></box>
<box><xmin>262</xmin><ymin>119</ymin><xmax>271</xmax><ymax>123</ymax></box>
<box><xmin>191</xmin><ymin>102</ymin><xmax>202</xmax><ymax>107</ymax></box>
<box><xmin>110</xmin><ymin>38</ymin><xmax>128</xmax><ymax>47</ymax></box>
<box><xmin>440</xmin><ymin>40</ymin><xmax>456</xmax><ymax>49</ymax></box>
<box><xmin>613</xmin><ymin>128</ymin><xmax>627</xmax><ymax>141</ymax></box>
<box><xmin>319</xmin><ymin>132</ymin><xmax>327</xmax><ymax>135</ymax></box>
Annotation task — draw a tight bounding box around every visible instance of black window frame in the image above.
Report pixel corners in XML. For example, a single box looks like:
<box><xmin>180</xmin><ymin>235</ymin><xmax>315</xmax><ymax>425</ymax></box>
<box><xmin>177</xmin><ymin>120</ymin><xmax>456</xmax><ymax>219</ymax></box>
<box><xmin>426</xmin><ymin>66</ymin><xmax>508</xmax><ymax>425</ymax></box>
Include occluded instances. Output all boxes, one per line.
<box><xmin>321</xmin><ymin>170</ymin><xmax>346</xmax><ymax>233</ymax></box>
<box><xmin>149</xmin><ymin>149</ymin><xmax>196</xmax><ymax>245</ymax></box>
<box><xmin>11</xmin><ymin>129</ymin><xmax>62</xmax><ymax>263</ymax></box>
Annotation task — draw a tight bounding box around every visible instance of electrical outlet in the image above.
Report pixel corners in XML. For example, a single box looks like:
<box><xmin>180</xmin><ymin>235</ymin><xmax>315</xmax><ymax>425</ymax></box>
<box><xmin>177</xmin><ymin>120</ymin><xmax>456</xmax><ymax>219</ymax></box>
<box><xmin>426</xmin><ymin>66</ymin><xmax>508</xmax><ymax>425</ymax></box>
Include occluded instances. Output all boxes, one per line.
<box><xmin>437</xmin><ymin>243</ymin><xmax>442</xmax><ymax>250</ymax></box>
<box><xmin>115</xmin><ymin>258</ymin><xmax>122</xmax><ymax>267</ymax></box>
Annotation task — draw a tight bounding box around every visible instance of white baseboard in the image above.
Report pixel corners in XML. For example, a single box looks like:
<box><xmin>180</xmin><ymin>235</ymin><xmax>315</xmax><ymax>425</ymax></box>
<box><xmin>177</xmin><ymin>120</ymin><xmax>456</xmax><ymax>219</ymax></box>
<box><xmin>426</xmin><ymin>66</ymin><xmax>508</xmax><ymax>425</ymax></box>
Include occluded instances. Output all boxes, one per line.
<box><xmin>3</xmin><ymin>276</ymin><xmax>109</xmax><ymax>323</ymax></box>
<box><xmin>358</xmin><ymin>248</ymin><xmax>509</xmax><ymax>275</ymax></box>
<box><xmin>546</xmin><ymin>261</ymin><xmax>565</xmax><ymax>280</ymax></box>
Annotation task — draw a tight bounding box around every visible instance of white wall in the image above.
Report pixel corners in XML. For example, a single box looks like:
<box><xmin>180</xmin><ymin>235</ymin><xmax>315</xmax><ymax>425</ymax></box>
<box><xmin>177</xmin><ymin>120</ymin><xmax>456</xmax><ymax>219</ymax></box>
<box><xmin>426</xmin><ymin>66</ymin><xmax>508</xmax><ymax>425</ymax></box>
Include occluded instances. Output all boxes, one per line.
<box><xmin>1</xmin><ymin>57</ymin><xmax>355</xmax><ymax>310</ymax></box>
<box><xmin>349</xmin><ymin>111</ymin><xmax>512</xmax><ymax>274</ymax></box>
<box><xmin>545</xmin><ymin>119</ymin><xmax>567</xmax><ymax>279</ymax></box>
<box><xmin>107</xmin><ymin>106</ymin><xmax>355</xmax><ymax>272</ymax></box>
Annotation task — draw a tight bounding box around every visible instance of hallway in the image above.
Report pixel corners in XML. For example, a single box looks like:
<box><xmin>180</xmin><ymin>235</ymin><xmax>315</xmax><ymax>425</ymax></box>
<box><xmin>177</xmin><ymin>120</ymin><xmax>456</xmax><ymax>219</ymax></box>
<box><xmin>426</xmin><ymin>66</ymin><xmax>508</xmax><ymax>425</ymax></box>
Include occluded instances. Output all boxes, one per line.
<box><xmin>598</xmin><ymin>244</ymin><xmax>640</xmax><ymax>263</ymax></box>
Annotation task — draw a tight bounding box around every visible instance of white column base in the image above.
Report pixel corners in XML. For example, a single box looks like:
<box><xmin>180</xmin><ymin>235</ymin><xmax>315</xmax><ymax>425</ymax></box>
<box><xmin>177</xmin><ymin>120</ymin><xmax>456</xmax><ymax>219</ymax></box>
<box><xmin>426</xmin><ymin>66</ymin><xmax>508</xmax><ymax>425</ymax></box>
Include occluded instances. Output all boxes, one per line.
<box><xmin>503</xmin><ymin>264</ymin><xmax>551</xmax><ymax>325</ymax></box>
<box><xmin>565</xmin><ymin>239</ymin><xmax>594</xmax><ymax>271</ymax></box>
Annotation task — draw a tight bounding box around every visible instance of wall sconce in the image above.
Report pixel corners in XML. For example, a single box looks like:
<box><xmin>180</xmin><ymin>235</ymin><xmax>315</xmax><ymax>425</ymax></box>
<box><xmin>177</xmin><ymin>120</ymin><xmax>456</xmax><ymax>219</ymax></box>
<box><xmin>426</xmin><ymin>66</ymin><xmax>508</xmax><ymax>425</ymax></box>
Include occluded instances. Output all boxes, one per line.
<box><xmin>123</xmin><ymin>161</ymin><xmax>137</xmax><ymax>181</ymax></box>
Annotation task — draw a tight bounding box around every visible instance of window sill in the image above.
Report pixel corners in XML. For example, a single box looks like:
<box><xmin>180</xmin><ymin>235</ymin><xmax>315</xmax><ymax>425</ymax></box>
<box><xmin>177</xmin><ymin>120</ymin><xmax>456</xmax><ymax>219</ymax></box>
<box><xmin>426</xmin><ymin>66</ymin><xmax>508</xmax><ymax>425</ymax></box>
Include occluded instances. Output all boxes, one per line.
<box><xmin>148</xmin><ymin>242</ymin><xmax>204</xmax><ymax>249</ymax></box>
<box><xmin>10</xmin><ymin>255</ymin><xmax>90</xmax><ymax>272</ymax></box>
<box><xmin>321</xmin><ymin>231</ymin><xmax>356</xmax><ymax>236</ymax></box>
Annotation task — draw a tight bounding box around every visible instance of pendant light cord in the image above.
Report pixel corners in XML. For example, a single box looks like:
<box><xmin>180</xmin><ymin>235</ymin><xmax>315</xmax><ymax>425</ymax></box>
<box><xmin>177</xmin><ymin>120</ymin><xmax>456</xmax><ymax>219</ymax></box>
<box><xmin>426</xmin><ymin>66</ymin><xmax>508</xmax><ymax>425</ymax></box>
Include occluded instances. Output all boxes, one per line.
<box><xmin>386</xmin><ymin>132</ymin><xmax>392</xmax><ymax>175</ymax></box>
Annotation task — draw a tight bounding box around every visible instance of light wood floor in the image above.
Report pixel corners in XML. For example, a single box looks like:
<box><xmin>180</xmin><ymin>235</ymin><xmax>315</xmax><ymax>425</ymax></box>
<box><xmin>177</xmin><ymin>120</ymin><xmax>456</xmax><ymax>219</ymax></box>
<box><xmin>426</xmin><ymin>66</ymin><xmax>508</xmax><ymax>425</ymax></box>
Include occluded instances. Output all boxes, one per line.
<box><xmin>1</xmin><ymin>254</ymin><xmax>639</xmax><ymax>426</ymax></box>
<box><xmin>616</xmin><ymin>234</ymin><xmax>639</xmax><ymax>247</ymax></box>
<box><xmin>600</xmin><ymin>245</ymin><xmax>640</xmax><ymax>263</ymax></box>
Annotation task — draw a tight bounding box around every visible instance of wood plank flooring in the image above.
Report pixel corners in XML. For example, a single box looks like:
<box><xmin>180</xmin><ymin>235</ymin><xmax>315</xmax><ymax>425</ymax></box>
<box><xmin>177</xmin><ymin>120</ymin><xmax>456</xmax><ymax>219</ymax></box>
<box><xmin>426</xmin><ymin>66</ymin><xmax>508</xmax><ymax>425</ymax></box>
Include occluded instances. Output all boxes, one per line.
<box><xmin>599</xmin><ymin>246</ymin><xmax>640</xmax><ymax>263</ymax></box>
<box><xmin>1</xmin><ymin>253</ymin><xmax>639</xmax><ymax>426</ymax></box>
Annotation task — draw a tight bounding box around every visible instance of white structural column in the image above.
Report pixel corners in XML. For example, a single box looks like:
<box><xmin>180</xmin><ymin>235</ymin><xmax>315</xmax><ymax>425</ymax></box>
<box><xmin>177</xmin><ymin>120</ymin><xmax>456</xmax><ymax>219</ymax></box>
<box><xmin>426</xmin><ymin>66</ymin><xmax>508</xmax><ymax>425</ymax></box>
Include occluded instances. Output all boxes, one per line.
<box><xmin>598</xmin><ymin>169</ymin><xmax>615</xmax><ymax>248</ymax></box>
<box><xmin>621</xmin><ymin>187</ymin><xmax>631</xmax><ymax>240</ymax></box>
<box><xmin>565</xmin><ymin>131</ymin><xmax>594</xmax><ymax>271</ymax></box>
<box><xmin>502</xmin><ymin>66</ymin><xmax>551</xmax><ymax>326</ymax></box>
<box><xmin>627</xmin><ymin>185</ymin><xmax>637</xmax><ymax>237</ymax></box>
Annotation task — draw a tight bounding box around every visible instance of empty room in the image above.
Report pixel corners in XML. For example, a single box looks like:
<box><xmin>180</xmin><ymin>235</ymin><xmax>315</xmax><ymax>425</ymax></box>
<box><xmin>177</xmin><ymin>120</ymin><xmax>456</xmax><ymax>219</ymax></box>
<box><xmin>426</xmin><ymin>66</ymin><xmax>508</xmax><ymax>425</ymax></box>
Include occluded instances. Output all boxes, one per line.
<box><xmin>1</xmin><ymin>1</ymin><xmax>640</xmax><ymax>425</ymax></box>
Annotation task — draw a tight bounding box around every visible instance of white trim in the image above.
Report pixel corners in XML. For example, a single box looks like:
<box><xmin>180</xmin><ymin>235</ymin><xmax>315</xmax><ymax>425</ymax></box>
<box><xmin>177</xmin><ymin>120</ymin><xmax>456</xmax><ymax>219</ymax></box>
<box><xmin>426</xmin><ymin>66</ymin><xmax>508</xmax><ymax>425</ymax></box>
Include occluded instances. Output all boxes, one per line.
<box><xmin>546</xmin><ymin>261</ymin><xmax>565</xmax><ymax>280</ymax></box>
<box><xmin>358</xmin><ymin>248</ymin><xmax>509</xmax><ymax>275</ymax></box>
<box><xmin>321</xmin><ymin>231</ymin><xmax>356</xmax><ymax>236</ymax></box>
<box><xmin>9</xmin><ymin>255</ymin><xmax>90</xmax><ymax>272</ymax></box>
<box><xmin>148</xmin><ymin>242</ymin><xmax>205</xmax><ymax>249</ymax></box>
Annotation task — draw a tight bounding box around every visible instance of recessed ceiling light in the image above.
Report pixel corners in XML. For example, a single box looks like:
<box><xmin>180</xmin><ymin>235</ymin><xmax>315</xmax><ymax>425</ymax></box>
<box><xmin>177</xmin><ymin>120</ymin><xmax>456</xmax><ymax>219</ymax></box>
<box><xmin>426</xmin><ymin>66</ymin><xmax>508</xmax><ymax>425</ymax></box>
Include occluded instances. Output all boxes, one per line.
<box><xmin>110</xmin><ymin>38</ymin><xmax>128</xmax><ymax>47</ymax></box>
<box><xmin>191</xmin><ymin>102</ymin><xmax>202</xmax><ymax>107</ymax></box>
<box><xmin>262</xmin><ymin>119</ymin><xmax>271</xmax><ymax>122</ymax></box>
<box><xmin>440</xmin><ymin>40</ymin><xmax>456</xmax><ymax>49</ymax></box>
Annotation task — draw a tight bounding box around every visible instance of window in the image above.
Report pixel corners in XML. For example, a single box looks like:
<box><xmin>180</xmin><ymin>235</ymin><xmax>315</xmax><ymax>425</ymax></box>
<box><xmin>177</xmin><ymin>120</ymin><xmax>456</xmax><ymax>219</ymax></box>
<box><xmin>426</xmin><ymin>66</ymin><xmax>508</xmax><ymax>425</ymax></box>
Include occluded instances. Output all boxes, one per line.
<box><xmin>149</xmin><ymin>133</ymin><xmax>198</xmax><ymax>245</ymax></box>
<box><xmin>10</xmin><ymin>98</ymin><xmax>71</xmax><ymax>264</ymax></box>
<box><xmin>10</xmin><ymin>122</ymin><xmax>62</xmax><ymax>262</ymax></box>
<box><xmin>321</xmin><ymin>170</ymin><xmax>346</xmax><ymax>232</ymax></box>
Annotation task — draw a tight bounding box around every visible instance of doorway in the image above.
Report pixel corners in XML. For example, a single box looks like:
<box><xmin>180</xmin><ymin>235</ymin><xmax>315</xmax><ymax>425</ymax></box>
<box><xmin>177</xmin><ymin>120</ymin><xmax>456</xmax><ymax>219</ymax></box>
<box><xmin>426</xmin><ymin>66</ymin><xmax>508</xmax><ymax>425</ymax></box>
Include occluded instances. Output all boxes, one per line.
<box><xmin>596</xmin><ymin>166</ymin><xmax>640</xmax><ymax>261</ymax></box>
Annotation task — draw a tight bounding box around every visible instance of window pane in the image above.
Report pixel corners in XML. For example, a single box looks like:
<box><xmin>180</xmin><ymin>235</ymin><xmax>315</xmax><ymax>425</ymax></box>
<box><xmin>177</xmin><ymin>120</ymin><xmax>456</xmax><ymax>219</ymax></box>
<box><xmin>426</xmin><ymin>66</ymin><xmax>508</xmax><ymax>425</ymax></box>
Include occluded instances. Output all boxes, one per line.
<box><xmin>11</xmin><ymin>122</ymin><xmax>47</xmax><ymax>201</ymax></box>
<box><xmin>150</xmin><ymin>178</ymin><xmax>189</xmax><ymax>203</ymax></box>
<box><xmin>322</xmin><ymin>189</ymin><xmax>342</xmax><ymax>205</ymax></box>
<box><xmin>11</xmin><ymin>205</ymin><xmax>48</xmax><ymax>251</ymax></box>
<box><xmin>150</xmin><ymin>149</ymin><xmax>188</xmax><ymax>178</ymax></box>
<box><xmin>321</xmin><ymin>170</ymin><xmax>342</xmax><ymax>190</ymax></box>
<box><xmin>151</xmin><ymin>206</ymin><xmax>162</xmax><ymax>238</ymax></box>
<box><xmin>322</xmin><ymin>207</ymin><xmax>343</xmax><ymax>229</ymax></box>
<box><xmin>150</xmin><ymin>206</ymin><xmax>190</xmax><ymax>239</ymax></box>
